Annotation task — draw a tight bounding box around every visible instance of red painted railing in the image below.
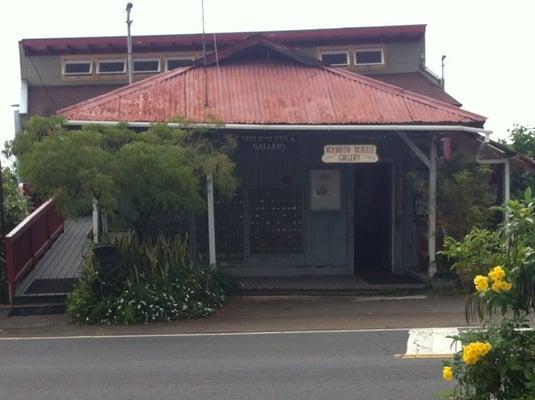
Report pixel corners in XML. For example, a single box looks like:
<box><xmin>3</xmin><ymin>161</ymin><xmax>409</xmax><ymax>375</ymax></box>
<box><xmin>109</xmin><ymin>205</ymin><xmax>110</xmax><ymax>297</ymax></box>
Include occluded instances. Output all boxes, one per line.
<box><xmin>4</xmin><ymin>199</ymin><xmax>64</xmax><ymax>302</ymax></box>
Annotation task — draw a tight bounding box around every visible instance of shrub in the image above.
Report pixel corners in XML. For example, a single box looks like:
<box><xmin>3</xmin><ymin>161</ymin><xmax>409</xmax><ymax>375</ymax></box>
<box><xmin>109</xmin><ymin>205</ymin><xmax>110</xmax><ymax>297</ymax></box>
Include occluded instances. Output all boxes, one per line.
<box><xmin>442</xmin><ymin>228</ymin><xmax>504</xmax><ymax>281</ymax></box>
<box><xmin>443</xmin><ymin>320</ymin><xmax>535</xmax><ymax>400</ymax></box>
<box><xmin>66</xmin><ymin>233</ymin><xmax>235</xmax><ymax>324</ymax></box>
<box><xmin>439</xmin><ymin>190</ymin><xmax>535</xmax><ymax>399</ymax></box>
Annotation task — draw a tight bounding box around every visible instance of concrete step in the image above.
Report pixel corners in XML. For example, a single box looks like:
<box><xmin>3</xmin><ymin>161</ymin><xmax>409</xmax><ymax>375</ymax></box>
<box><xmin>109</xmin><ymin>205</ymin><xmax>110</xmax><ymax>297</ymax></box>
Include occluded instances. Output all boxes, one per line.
<box><xmin>13</xmin><ymin>293</ymin><xmax>67</xmax><ymax>305</ymax></box>
<box><xmin>10</xmin><ymin>292</ymin><xmax>67</xmax><ymax>317</ymax></box>
<box><xmin>8</xmin><ymin>302</ymin><xmax>66</xmax><ymax>317</ymax></box>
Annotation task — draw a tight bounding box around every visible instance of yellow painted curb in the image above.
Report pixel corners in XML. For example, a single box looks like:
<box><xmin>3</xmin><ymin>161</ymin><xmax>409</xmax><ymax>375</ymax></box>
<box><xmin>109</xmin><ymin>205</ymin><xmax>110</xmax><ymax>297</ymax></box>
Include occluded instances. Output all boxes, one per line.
<box><xmin>394</xmin><ymin>353</ymin><xmax>453</xmax><ymax>359</ymax></box>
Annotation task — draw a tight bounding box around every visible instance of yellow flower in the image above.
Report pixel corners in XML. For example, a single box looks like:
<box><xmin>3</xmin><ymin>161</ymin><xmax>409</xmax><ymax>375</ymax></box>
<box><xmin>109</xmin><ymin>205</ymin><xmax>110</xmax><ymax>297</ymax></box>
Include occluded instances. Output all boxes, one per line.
<box><xmin>492</xmin><ymin>279</ymin><xmax>512</xmax><ymax>293</ymax></box>
<box><xmin>462</xmin><ymin>342</ymin><xmax>492</xmax><ymax>365</ymax></box>
<box><xmin>474</xmin><ymin>275</ymin><xmax>489</xmax><ymax>292</ymax></box>
<box><xmin>442</xmin><ymin>366</ymin><xmax>454</xmax><ymax>381</ymax></box>
<box><xmin>488</xmin><ymin>266</ymin><xmax>506</xmax><ymax>282</ymax></box>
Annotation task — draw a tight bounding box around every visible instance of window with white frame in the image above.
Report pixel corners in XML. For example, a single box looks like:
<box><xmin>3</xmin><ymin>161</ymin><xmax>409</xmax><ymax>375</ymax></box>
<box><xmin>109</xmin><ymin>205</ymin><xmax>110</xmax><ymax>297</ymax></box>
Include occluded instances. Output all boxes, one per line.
<box><xmin>133</xmin><ymin>59</ymin><xmax>160</xmax><ymax>73</ymax></box>
<box><xmin>355</xmin><ymin>49</ymin><xmax>384</xmax><ymax>65</ymax></box>
<box><xmin>62</xmin><ymin>61</ymin><xmax>92</xmax><ymax>75</ymax></box>
<box><xmin>319</xmin><ymin>51</ymin><xmax>349</xmax><ymax>66</ymax></box>
<box><xmin>166</xmin><ymin>57</ymin><xmax>194</xmax><ymax>70</ymax></box>
<box><xmin>97</xmin><ymin>60</ymin><xmax>127</xmax><ymax>74</ymax></box>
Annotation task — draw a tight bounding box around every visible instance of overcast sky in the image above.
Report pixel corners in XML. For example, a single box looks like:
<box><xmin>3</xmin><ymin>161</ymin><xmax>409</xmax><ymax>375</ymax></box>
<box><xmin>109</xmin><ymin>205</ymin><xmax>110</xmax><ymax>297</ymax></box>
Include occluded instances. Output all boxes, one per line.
<box><xmin>1</xmin><ymin>0</ymin><xmax>534</xmax><ymax>148</ymax></box>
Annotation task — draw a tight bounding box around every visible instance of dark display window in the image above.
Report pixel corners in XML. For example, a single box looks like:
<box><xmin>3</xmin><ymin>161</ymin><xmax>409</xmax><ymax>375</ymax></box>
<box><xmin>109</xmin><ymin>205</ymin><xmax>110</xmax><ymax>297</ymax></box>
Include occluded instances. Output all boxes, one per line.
<box><xmin>248</xmin><ymin>187</ymin><xmax>304</xmax><ymax>255</ymax></box>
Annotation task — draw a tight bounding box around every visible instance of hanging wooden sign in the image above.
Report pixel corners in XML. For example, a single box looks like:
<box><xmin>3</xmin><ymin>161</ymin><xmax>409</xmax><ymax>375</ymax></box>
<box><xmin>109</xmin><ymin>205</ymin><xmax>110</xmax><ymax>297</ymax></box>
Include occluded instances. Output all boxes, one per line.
<box><xmin>322</xmin><ymin>144</ymin><xmax>379</xmax><ymax>163</ymax></box>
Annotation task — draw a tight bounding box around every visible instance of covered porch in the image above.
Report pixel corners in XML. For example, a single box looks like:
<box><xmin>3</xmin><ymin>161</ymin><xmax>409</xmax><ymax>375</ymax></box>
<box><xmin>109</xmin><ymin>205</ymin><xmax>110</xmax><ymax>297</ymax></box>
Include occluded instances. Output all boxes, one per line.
<box><xmin>191</xmin><ymin>127</ymin><xmax>512</xmax><ymax>281</ymax></box>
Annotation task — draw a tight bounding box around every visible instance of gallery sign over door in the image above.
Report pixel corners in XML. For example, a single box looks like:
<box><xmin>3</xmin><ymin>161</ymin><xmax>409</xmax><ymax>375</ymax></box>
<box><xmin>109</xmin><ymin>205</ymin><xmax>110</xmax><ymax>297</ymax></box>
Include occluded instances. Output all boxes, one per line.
<box><xmin>322</xmin><ymin>144</ymin><xmax>379</xmax><ymax>163</ymax></box>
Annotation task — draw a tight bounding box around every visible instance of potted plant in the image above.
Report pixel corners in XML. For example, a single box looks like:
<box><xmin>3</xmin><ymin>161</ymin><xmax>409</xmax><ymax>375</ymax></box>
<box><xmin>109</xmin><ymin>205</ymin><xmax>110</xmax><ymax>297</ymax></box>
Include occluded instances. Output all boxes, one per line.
<box><xmin>441</xmin><ymin>228</ymin><xmax>504</xmax><ymax>293</ymax></box>
<box><xmin>431</xmin><ymin>253</ymin><xmax>458</xmax><ymax>292</ymax></box>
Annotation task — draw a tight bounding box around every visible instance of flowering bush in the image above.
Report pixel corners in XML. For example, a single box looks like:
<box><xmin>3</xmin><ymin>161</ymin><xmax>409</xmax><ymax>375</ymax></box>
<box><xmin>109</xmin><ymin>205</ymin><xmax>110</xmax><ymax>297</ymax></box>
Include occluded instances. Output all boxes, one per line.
<box><xmin>439</xmin><ymin>191</ymin><xmax>535</xmax><ymax>399</ymax></box>
<box><xmin>66</xmin><ymin>233</ymin><xmax>235</xmax><ymax>324</ymax></box>
<box><xmin>473</xmin><ymin>265</ymin><xmax>513</xmax><ymax>296</ymax></box>
<box><xmin>461</xmin><ymin>341</ymin><xmax>492</xmax><ymax>365</ymax></box>
<box><xmin>67</xmin><ymin>261</ymin><xmax>231</xmax><ymax>324</ymax></box>
<box><xmin>442</xmin><ymin>321</ymin><xmax>535</xmax><ymax>400</ymax></box>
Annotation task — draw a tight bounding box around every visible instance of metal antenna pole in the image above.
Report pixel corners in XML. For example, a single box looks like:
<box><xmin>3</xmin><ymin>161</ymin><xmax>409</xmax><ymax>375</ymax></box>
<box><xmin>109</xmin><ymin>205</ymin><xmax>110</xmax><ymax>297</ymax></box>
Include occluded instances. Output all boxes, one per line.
<box><xmin>126</xmin><ymin>3</ymin><xmax>134</xmax><ymax>85</ymax></box>
<box><xmin>441</xmin><ymin>55</ymin><xmax>446</xmax><ymax>89</ymax></box>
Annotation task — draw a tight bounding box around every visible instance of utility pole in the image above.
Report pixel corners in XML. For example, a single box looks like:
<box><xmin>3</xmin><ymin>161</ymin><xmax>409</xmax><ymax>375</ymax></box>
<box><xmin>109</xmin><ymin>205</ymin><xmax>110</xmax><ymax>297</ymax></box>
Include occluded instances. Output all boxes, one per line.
<box><xmin>126</xmin><ymin>2</ymin><xmax>134</xmax><ymax>85</ymax></box>
<box><xmin>0</xmin><ymin>158</ymin><xmax>4</xmax><ymax>237</ymax></box>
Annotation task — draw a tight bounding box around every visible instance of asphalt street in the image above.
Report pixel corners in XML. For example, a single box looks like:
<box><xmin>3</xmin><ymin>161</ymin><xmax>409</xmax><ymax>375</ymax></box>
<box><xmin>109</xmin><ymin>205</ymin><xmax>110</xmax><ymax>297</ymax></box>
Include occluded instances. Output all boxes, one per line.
<box><xmin>0</xmin><ymin>330</ymin><xmax>452</xmax><ymax>400</ymax></box>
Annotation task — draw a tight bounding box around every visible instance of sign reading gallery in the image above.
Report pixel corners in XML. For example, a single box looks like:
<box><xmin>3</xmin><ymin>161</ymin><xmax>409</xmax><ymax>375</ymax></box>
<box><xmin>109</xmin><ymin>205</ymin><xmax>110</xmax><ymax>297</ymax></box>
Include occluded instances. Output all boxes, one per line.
<box><xmin>237</xmin><ymin>135</ymin><xmax>297</xmax><ymax>152</ymax></box>
<box><xmin>321</xmin><ymin>144</ymin><xmax>379</xmax><ymax>163</ymax></box>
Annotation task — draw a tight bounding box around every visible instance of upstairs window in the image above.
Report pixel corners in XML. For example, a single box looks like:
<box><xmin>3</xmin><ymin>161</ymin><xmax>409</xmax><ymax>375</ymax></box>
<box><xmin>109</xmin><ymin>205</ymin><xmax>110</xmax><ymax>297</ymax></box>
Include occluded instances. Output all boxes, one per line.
<box><xmin>166</xmin><ymin>57</ymin><xmax>194</xmax><ymax>70</ymax></box>
<box><xmin>355</xmin><ymin>49</ymin><xmax>384</xmax><ymax>65</ymax></box>
<box><xmin>62</xmin><ymin>61</ymin><xmax>92</xmax><ymax>75</ymax></box>
<box><xmin>133</xmin><ymin>59</ymin><xmax>160</xmax><ymax>73</ymax></box>
<box><xmin>320</xmin><ymin>51</ymin><xmax>349</xmax><ymax>66</ymax></box>
<box><xmin>97</xmin><ymin>60</ymin><xmax>126</xmax><ymax>74</ymax></box>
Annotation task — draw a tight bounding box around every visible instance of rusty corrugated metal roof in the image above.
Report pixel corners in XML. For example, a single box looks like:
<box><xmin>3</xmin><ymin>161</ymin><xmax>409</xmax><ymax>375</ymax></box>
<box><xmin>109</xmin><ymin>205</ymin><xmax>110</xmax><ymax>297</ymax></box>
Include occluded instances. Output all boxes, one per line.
<box><xmin>58</xmin><ymin>36</ymin><xmax>486</xmax><ymax>127</ymax></box>
<box><xmin>368</xmin><ymin>72</ymin><xmax>462</xmax><ymax>107</ymax></box>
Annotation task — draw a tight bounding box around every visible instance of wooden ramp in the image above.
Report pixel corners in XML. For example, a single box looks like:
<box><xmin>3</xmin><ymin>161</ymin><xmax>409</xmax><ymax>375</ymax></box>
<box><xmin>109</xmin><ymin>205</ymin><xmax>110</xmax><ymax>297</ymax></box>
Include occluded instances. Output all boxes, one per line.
<box><xmin>15</xmin><ymin>217</ymin><xmax>92</xmax><ymax>300</ymax></box>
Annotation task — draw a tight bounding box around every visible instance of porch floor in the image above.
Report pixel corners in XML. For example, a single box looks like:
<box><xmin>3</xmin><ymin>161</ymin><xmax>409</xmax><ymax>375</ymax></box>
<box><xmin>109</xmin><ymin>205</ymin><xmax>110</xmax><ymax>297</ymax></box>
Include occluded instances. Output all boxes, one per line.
<box><xmin>237</xmin><ymin>274</ymin><xmax>428</xmax><ymax>293</ymax></box>
<box><xmin>15</xmin><ymin>217</ymin><xmax>92</xmax><ymax>299</ymax></box>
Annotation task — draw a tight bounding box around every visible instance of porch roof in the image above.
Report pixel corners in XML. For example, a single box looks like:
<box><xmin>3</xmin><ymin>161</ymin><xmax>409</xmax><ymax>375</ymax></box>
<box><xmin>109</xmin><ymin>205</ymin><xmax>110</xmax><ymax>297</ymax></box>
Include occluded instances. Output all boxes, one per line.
<box><xmin>58</xmin><ymin>36</ymin><xmax>486</xmax><ymax>128</ymax></box>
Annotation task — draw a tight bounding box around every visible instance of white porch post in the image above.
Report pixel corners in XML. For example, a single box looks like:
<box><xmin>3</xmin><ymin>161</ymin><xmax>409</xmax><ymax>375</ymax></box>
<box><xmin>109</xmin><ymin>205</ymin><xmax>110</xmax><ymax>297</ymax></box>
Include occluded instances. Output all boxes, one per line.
<box><xmin>92</xmin><ymin>199</ymin><xmax>99</xmax><ymax>244</ymax></box>
<box><xmin>504</xmin><ymin>159</ymin><xmax>511</xmax><ymax>203</ymax></box>
<box><xmin>207</xmin><ymin>173</ymin><xmax>217</xmax><ymax>267</ymax></box>
<box><xmin>428</xmin><ymin>135</ymin><xmax>437</xmax><ymax>278</ymax></box>
<box><xmin>397</xmin><ymin>132</ymin><xmax>437</xmax><ymax>278</ymax></box>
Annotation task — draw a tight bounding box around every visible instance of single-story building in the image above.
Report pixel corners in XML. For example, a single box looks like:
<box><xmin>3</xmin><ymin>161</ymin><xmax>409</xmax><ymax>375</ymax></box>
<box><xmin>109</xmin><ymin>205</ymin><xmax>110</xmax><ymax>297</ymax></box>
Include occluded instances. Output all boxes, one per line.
<box><xmin>57</xmin><ymin>35</ymin><xmax>529</xmax><ymax>281</ymax></box>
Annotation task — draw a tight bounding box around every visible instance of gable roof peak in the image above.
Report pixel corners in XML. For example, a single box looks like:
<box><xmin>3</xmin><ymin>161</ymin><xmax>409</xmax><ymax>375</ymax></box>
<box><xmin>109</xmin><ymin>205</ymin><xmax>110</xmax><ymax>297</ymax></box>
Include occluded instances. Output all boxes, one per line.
<box><xmin>193</xmin><ymin>34</ymin><xmax>323</xmax><ymax>68</ymax></box>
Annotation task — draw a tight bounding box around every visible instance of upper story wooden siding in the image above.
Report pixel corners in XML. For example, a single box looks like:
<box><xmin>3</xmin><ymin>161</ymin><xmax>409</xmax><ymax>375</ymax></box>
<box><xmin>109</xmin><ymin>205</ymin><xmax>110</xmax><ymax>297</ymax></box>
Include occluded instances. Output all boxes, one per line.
<box><xmin>19</xmin><ymin>26</ymin><xmax>426</xmax><ymax>87</ymax></box>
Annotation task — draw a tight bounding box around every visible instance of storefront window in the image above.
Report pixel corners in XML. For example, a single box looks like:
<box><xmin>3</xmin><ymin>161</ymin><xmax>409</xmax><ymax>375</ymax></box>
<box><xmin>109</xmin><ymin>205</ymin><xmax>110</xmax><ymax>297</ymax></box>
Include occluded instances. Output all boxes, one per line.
<box><xmin>248</xmin><ymin>186</ymin><xmax>304</xmax><ymax>255</ymax></box>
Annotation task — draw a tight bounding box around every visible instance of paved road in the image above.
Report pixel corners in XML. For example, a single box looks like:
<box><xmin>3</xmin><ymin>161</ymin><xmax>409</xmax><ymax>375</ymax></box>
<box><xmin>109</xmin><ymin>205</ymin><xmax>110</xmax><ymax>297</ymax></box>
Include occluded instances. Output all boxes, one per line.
<box><xmin>0</xmin><ymin>330</ymin><xmax>452</xmax><ymax>400</ymax></box>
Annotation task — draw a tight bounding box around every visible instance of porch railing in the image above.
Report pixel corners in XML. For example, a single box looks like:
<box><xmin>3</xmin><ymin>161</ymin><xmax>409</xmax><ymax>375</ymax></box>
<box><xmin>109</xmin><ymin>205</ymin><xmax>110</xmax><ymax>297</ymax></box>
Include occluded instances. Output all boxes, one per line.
<box><xmin>4</xmin><ymin>199</ymin><xmax>64</xmax><ymax>302</ymax></box>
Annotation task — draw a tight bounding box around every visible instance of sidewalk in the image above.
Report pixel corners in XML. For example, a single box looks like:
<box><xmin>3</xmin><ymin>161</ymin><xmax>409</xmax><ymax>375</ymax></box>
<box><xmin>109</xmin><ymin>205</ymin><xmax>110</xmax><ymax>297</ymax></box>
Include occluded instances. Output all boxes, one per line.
<box><xmin>0</xmin><ymin>294</ymin><xmax>470</xmax><ymax>338</ymax></box>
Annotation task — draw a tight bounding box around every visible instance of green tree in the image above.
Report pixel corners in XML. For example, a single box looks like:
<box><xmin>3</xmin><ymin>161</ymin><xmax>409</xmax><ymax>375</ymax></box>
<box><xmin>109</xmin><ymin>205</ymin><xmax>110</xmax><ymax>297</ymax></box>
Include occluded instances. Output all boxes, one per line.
<box><xmin>9</xmin><ymin>117</ymin><xmax>238</xmax><ymax>239</ymax></box>
<box><xmin>508</xmin><ymin>125</ymin><xmax>535</xmax><ymax>197</ymax></box>
<box><xmin>114</xmin><ymin>142</ymin><xmax>202</xmax><ymax>237</ymax></box>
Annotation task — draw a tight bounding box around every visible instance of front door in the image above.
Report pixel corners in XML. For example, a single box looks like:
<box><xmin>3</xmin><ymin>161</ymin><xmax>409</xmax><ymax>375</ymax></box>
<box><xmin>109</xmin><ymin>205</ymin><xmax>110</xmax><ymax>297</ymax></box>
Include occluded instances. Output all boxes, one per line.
<box><xmin>353</xmin><ymin>163</ymin><xmax>393</xmax><ymax>274</ymax></box>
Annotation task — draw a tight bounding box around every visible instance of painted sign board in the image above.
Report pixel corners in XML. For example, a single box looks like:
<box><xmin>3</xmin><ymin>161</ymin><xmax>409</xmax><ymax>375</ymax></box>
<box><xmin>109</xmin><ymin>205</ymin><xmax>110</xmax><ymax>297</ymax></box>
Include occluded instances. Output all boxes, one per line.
<box><xmin>237</xmin><ymin>135</ymin><xmax>297</xmax><ymax>152</ymax></box>
<box><xmin>322</xmin><ymin>144</ymin><xmax>379</xmax><ymax>163</ymax></box>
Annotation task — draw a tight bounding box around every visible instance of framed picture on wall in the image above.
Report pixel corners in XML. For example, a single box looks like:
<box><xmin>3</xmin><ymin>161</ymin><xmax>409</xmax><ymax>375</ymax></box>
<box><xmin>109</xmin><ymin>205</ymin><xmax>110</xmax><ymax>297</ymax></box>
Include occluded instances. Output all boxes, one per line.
<box><xmin>310</xmin><ymin>169</ymin><xmax>341</xmax><ymax>211</ymax></box>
